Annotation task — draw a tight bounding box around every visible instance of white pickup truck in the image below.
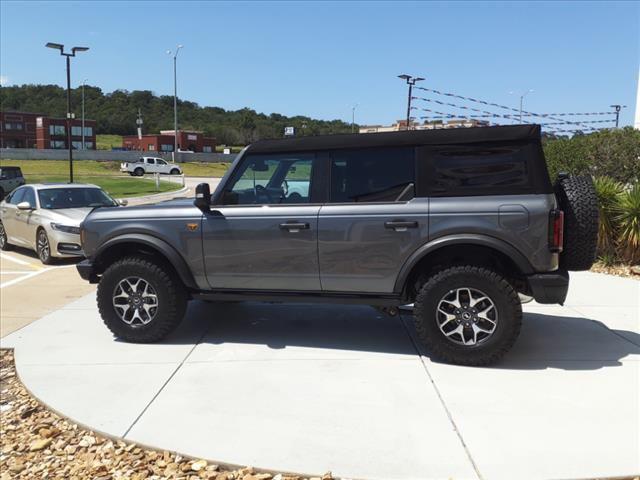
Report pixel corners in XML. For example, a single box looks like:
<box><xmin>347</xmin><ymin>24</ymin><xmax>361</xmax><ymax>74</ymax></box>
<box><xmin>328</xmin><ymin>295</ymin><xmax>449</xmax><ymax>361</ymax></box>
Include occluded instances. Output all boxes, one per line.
<box><xmin>121</xmin><ymin>157</ymin><xmax>183</xmax><ymax>176</ymax></box>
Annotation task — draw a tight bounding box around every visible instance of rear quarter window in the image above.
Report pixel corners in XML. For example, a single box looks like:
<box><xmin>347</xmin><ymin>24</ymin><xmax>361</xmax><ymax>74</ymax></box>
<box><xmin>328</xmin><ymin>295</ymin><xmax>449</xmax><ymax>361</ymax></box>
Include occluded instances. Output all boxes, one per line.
<box><xmin>419</xmin><ymin>142</ymin><xmax>548</xmax><ymax>196</ymax></box>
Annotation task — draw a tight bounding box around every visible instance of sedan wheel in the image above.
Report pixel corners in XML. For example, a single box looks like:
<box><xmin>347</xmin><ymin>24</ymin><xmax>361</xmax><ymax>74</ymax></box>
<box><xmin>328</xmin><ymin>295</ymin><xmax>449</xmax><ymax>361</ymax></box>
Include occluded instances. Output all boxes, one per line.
<box><xmin>37</xmin><ymin>229</ymin><xmax>54</xmax><ymax>265</ymax></box>
<box><xmin>0</xmin><ymin>221</ymin><xmax>12</xmax><ymax>251</ymax></box>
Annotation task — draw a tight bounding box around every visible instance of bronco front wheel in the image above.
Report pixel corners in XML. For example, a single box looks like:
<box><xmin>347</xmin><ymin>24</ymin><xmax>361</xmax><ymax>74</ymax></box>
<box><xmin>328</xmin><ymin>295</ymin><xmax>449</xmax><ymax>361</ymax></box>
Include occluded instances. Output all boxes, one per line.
<box><xmin>414</xmin><ymin>265</ymin><xmax>522</xmax><ymax>366</ymax></box>
<box><xmin>97</xmin><ymin>256</ymin><xmax>187</xmax><ymax>342</ymax></box>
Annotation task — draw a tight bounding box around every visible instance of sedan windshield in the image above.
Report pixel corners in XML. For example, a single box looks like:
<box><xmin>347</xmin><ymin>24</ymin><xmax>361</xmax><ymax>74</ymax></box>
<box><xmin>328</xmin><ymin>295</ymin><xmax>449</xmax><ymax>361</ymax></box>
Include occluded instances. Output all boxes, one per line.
<box><xmin>38</xmin><ymin>188</ymin><xmax>118</xmax><ymax>209</ymax></box>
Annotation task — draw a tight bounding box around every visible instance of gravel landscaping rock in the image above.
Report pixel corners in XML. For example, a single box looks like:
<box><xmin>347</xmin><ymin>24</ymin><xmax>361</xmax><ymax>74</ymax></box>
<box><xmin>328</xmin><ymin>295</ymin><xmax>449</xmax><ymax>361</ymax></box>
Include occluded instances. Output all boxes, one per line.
<box><xmin>0</xmin><ymin>349</ymin><xmax>332</xmax><ymax>480</ymax></box>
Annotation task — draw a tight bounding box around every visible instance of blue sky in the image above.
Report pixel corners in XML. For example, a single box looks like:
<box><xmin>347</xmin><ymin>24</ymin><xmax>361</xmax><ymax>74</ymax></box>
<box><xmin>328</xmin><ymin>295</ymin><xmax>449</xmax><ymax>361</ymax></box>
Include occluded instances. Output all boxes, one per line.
<box><xmin>1</xmin><ymin>1</ymin><xmax>638</xmax><ymax>127</ymax></box>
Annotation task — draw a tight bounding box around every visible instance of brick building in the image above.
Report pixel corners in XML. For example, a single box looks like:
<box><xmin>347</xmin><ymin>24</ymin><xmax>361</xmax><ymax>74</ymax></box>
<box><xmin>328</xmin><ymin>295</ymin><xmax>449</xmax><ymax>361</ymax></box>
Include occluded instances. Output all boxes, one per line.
<box><xmin>0</xmin><ymin>111</ymin><xmax>42</xmax><ymax>148</ymax></box>
<box><xmin>0</xmin><ymin>111</ymin><xmax>97</xmax><ymax>149</ymax></box>
<box><xmin>122</xmin><ymin>129</ymin><xmax>216</xmax><ymax>153</ymax></box>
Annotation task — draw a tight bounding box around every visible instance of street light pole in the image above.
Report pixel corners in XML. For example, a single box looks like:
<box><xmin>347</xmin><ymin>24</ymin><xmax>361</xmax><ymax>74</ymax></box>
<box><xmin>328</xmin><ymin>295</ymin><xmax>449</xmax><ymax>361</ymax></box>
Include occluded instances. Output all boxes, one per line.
<box><xmin>46</xmin><ymin>43</ymin><xmax>89</xmax><ymax>183</ymax></box>
<box><xmin>351</xmin><ymin>104</ymin><xmax>358</xmax><ymax>133</ymax></box>
<box><xmin>510</xmin><ymin>89</ymin><xmax>534</xmax><ymax>123</ymax></box>
<box><xmin>81</xmin><ymin>79</ymin><xmax>87</xmax><ymax>150</ymax></box>
<box><xmin>610</xmin><ymin>104</ymin><xmax>626</xmax><ymax>128</ymax></box>
<box><xmin>167</xmin><ymin>45</ymin><xmax>183</xmax><ymax>161</ymax></box>
<box><xmin>398</xmin><ymin>74</ymin><xmax>425</xmax><ymax>130</ymax></box>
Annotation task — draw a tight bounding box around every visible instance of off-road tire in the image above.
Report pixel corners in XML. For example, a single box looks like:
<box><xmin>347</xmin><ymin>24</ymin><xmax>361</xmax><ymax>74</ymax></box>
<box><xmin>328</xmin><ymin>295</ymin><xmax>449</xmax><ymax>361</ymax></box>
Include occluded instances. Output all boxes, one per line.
<box><xmin>170</xmin><ymin>168</ymin><xmax>180</xmax><ymax>175</ymax></box>
<box><xmin>97</xmin><ymin>256</ymin><xmax>187</xmax><ymax>342</ymax></box>
<box><xmin>134</xmin><ymin>167</ymin><xmax>144</xmax><ymax>177</ymax></box>
<box><xmin>556</xmin><ymin>175</ymin><xmax>598</xmax><ymax>271</ymax></box>
<box><xmin>414</xmin><ymin>266</ymin><xmax>522</xmax><ymax>366</ymax></box>
<box><xmin>0</xmin><ymin>220</ymin><xmax>13</xmax><ymax>251</ymax></box>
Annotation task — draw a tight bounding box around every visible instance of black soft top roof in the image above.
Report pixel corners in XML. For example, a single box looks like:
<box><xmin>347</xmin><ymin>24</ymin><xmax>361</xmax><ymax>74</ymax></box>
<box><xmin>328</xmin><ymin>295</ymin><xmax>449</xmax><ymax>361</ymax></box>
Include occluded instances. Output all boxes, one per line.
<box><xmin>247</xmin><ymin>124</ymin><xmax>541</xmax><ymax>154</ymax></box>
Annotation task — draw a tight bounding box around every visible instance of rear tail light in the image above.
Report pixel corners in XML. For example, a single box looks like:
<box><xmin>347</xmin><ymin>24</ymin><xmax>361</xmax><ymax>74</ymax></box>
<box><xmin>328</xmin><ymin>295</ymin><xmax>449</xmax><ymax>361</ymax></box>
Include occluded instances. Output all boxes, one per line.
<box><xmin>549</xmin><ymin>209</ymin><xmax>564</xmax><ymax>253</ymax></box>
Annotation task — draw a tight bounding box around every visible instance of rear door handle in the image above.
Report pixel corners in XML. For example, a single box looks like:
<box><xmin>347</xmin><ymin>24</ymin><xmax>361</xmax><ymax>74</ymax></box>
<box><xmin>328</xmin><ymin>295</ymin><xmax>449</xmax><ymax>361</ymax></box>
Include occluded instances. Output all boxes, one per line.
<box><xmin>384</xmin><ymin>220</ymin><xmax>418</xmax><ymax>231</ymax></box>
<box><xmin>279</xmin><ymin>222</ymin><xmax>310</xmax><ymax>233</ymax></box>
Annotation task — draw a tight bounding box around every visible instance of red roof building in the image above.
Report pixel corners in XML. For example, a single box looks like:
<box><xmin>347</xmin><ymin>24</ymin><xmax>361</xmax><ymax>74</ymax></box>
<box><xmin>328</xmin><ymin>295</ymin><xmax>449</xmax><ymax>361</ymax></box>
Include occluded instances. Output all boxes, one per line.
<box><xmin>122</xmin><ymin>129</ymin><xmax>216</xmax><ymax>153</ymax></box>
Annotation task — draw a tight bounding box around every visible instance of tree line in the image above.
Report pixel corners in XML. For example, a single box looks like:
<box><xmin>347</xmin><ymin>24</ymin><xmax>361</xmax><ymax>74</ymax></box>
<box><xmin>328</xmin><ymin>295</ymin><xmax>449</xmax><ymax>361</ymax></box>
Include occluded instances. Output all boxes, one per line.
<box><xmin>0</xmin><ymin>84</ymin><xmax>355</xmax><ymax>145</ymax></box>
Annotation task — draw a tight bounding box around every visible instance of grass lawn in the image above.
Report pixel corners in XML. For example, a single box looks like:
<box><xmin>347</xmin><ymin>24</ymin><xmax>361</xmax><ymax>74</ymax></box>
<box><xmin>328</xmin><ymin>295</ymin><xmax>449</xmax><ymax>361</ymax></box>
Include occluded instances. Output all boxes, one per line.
<box><xmin>96</xmin><ymin>134</ymin><xmax>123</xmax><ymax>150</ymax></box>
<box><xmin>24</xmin><ymin>175</ymin><xmax>181</xmax><ymax>198</ymax></box>
<box><xmin>1</xmin><ymin>159</ymin><xmax>229</xmax><ymax>179</ymax></box>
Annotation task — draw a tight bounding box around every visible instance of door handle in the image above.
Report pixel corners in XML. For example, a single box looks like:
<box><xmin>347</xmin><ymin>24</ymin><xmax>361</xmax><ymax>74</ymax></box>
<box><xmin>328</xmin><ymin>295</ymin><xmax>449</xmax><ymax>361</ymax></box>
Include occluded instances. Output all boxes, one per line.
<box><xmin>279</xmin><ymin>222</ymin><xmax>310</xmax><ymax>232</ymax></box>
<box><xmin>384</xmin><ymin>220</ymin><xmax>418</xmax><ymax>231</ymax></box>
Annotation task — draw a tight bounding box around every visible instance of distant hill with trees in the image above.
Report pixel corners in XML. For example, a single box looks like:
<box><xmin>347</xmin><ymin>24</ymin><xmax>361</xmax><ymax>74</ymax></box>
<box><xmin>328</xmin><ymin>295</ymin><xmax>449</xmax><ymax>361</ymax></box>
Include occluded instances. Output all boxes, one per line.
<box><xmin>0</xmin><ymin>84</ymin><xmax>355</xmax><ymax>145</ymax></box>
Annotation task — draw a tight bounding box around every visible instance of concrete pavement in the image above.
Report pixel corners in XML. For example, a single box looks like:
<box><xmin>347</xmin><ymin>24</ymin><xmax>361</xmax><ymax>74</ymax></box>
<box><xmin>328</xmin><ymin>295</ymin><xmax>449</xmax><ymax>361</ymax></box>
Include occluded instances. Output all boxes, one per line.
<box><xmin>3</xmin><ymin>271</ymin><xmax>639</xmax><ymax>480</ymax></box>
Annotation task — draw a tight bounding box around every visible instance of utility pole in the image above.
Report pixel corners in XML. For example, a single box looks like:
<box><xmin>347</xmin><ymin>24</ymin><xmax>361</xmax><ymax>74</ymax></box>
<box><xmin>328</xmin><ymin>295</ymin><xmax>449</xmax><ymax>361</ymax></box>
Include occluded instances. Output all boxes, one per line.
<box><xmin>510</xmin><ymin>89</ymin><xmax>534</xmax><ymax>123</ymax></box>
<box><xmin>136</xmin><ymin>109</ymin><xmax>144</xmax><ymax>140</ymax></box>
<box><xmin>167</xmin><ymin>45</ymin><xmax>183</xmax><ymax>161</ymax></box>
<box><xmin>45</xmin><ymin>43</ymin><xmax>89</xmax><ymax>183</ymax></box>
<box><xmin>81</xmin><ymin>79</ymin><xmax>87</xmax><ymax>150</ymax></box>
<box><xmin>610</xmin><ymin>104</ymin><xmax>626</xmax><ymax>128</ymax></box>
<box><xmin>398</xmin><ymin>74</ymin><xmax>424</xmax><ymax>130</ymax></box>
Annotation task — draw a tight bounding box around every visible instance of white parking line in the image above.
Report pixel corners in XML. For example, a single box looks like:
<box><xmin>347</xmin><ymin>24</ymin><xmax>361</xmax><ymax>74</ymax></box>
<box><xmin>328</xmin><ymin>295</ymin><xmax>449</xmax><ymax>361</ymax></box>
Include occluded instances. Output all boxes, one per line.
<box><xmin>0</xmin><ymin>263</ymin><xmax>77</xmax><ymax>289</ymax></box>
<box><xmin>0</xmin><ymin>252</ymin><xmax>40</xmax><ymax>268</ymax></box>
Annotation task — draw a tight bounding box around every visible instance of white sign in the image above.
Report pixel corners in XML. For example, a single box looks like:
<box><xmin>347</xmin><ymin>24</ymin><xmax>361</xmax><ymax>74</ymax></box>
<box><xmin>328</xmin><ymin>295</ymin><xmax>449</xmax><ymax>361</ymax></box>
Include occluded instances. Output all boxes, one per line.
<box><xmin>284</xmin><ymin>126</ymin><xmax>295</xmax><ymax>136</ymax></box>
<box><xmin>188</xmin><ymin>134</ymin><xmax>197</xmax><ymax>140</ymax></box>
<box><xmin>223</xmin><ymin>148</ymin><xmax>231</xmax><ymax>155</ymax></box>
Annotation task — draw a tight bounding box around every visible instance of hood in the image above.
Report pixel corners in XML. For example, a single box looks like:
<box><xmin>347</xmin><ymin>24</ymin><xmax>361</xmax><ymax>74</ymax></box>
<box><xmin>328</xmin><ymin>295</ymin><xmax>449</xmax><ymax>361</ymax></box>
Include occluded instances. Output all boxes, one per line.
<box><xmin>85</xmin><ymin>197</ymin><xmax>201</xmax><ymax>222</ymax></box>
<box><xmin>44</xmin><ymin>207</ymin><xmax>94</xmax><ymax>226</ymax></box>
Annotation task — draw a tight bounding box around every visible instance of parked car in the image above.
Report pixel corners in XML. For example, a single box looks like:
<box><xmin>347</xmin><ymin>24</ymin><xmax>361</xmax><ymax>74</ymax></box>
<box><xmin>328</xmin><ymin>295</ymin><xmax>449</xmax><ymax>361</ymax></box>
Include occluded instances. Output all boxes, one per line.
<box><xmin>77</xmin><ymin>125</ymin><xmax>598</xmax><ymax>365</ymax></box>
<box><xmin>121</xmin><ymin>157</ymin><xmax>182</xmax><ymax>176</ymax></box>
<box><xmin>0</xmin><ymin>166</ymin><xmax>25</xmax><ymax>200</ymax></box>
<box><xmin>0</xmin><ymin>183</ymin><xmax>123</xmax><ymax>264</ymax></box>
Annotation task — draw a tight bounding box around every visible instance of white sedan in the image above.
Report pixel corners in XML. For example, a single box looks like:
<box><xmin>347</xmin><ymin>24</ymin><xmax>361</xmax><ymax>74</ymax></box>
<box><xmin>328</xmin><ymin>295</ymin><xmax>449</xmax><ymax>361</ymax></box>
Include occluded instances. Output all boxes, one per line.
<box><xmin>121</xmin><ymin>157</ymin><xmax>183</xmax><ymax>176</ymax></box>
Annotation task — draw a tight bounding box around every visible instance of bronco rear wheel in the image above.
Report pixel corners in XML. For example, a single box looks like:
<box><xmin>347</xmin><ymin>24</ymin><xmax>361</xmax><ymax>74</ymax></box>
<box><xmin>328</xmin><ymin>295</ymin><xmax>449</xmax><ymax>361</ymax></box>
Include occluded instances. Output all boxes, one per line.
<box><xmin>414</xmin><ymin>266</ymin><xmax>522</xmax><ymax>366</ymax></box>
<box><xmin>97</xmin><ymin>256</ymin><xmax>187</xmax><ymax>342</ymax></box>
<box><xmin>556</xmin><ymin>175</ymin><xmax>598</xmax><ymax>271</ymax></box>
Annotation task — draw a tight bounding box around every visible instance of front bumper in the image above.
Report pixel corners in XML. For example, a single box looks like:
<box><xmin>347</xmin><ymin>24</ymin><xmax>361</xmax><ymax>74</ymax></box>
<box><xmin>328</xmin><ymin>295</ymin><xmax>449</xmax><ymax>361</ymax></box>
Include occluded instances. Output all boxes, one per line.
<box><xmin>527</xmin><ymin>269</ymin><xmax>569</xmax><ymax>305</ymax></box>
<box><xmin>77</xmin><ymin>259</ymin><xmax>99</xmax><ymax>283</ymax></box>
<box><xmin>49</xmin><ymin>230</ymin><xmax>83</xmax><ymax>258</ymax></box>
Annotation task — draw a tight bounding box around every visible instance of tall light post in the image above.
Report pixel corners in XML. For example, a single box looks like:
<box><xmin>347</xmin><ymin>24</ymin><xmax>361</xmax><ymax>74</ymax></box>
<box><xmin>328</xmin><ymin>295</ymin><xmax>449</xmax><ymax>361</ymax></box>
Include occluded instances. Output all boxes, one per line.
<box><xmin>81</xmin><ymin>78</ymin><xmax>88</xmax><ymax>150</ymax></box>
<box><xmin>166</xmin><ymin>45</ymin><xmax>183</xmax><ymax>161</ymax></box>
<box><xmin>45</xmin><ymin>43</ymin><xmax>89</xmax><ymax>183</ymax></box>
<box><xmin>351</xmin><ymin>103</ymin><xmax>358</xmax><ymax>133</ymax></box>
<box><xmin>510</xmin><ymin>89</ymin><xmax>534</xmax><ymax>123</ymax></box>
<box><xmin>398</xmin><ymin>74</ymin><xmax>424</xmax><ymax>130</ymax></box>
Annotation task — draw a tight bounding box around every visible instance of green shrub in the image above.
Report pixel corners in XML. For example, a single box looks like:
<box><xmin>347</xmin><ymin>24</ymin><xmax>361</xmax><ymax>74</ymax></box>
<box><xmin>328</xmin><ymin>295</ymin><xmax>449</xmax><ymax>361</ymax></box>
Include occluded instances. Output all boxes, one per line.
<box><xmin>593</xmin><ymin>176</ymin><xmax>624</xmax><ymax>257</ymax></box>
<box><xmin>615</xmin><ymin>183</ymin><xmax>640</xmax><ymax>264</ymax></box>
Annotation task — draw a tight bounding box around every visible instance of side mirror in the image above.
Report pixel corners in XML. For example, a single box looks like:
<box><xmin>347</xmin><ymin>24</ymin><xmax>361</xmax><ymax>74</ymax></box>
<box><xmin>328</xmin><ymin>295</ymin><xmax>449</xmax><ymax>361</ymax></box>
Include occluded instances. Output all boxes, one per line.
<box><xmin>118</xmin><ymin>199</ymin><xmax>128</xmax><ymax>207</ymax></box>
<box><xmin>17</xmin><ymin>201</ymin><xmax>33</xmax><ymax>211</ymax></box>
<box><xmin>194</xmin><ymin>183</ymin><xmax>211</xmax><ymax>212</ymax></box>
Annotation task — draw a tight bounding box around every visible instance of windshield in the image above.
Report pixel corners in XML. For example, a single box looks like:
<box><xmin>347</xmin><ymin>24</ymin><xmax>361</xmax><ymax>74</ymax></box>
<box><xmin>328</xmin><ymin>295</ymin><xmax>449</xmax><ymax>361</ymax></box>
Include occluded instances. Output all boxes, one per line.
<box><xmin>37</xmin><ymin>187</ymin><xmax>118</xmax><ymax>209</ymax></box>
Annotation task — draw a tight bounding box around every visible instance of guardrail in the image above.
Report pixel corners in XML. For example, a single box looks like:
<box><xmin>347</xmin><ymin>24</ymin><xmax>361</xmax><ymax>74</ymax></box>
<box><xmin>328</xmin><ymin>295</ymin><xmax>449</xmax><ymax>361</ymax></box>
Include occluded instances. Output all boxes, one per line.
<box><xmin>0</xmin><ymin>148</ymin><xmax>235</xmax><ymax>163</ymax></box>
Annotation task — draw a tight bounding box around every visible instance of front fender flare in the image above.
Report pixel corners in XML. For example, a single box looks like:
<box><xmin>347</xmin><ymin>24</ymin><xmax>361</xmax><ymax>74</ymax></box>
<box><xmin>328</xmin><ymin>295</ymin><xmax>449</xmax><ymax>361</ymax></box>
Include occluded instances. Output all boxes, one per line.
<box><xmin>94</xmin><ymin>233</ymin><xmax>198</xmax><ymax>290</ymax></box>
<box><xmin>394</xmin><ymin>234</ymin><xmax>535</xmax><ymax>293</ymax></box>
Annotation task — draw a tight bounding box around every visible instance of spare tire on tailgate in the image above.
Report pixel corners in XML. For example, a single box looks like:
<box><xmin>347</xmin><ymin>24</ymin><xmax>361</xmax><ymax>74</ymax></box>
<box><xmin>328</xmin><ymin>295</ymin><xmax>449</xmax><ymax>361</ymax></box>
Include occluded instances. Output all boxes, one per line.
<box><xmin>555</xmin><ymin>175</ymin><xmax>599</xmax><ymax>271</ymax></box>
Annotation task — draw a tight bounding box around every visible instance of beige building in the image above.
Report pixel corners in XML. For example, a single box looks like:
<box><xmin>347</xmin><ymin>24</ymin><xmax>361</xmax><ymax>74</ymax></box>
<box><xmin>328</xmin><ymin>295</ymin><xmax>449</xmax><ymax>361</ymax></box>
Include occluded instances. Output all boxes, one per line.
<box><xmin>360</xmin><ymin>118</ymin><xmax>490</xmax><ymax>134</ymax></box>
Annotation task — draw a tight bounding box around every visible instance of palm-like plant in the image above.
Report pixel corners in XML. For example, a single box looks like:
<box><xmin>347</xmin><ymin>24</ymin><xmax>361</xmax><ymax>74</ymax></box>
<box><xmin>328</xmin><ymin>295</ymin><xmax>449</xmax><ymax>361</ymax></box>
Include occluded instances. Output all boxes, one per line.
<box><xmin>615</xmin><ymin>183</ymin><xmax>640</xmax><ymax>264</ymax></box>
<box><xmin>593</xmin><ymin>176</ymin><xmax>623</xmax><ymax>256</ymax></box>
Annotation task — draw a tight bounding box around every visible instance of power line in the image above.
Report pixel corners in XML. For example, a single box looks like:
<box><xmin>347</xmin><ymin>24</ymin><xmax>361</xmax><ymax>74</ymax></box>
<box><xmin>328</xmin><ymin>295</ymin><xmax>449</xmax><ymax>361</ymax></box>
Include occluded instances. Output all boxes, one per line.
<box><xmin>414</xmin><ymin>85</ymin><xmax>594</xmax><ymax>130</ymax></box>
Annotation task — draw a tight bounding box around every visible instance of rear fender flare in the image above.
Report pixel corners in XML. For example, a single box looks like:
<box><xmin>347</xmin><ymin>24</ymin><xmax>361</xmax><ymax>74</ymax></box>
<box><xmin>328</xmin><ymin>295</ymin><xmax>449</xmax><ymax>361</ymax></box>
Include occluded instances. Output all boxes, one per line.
<box><xmin>394</xmin><ymin>234</ymin><xmax>535</xmax><ymax>293</ymax></box>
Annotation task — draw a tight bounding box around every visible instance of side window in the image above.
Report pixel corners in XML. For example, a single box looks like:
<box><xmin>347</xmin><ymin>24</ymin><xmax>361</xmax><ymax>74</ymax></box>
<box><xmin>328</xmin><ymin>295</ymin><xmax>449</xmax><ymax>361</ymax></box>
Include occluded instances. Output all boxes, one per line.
<box><xmin>8</xmin><ymin>187</ymin><xmax>25</xmax><ymax>205</ymax></box>
<box><xmin>147</xmin><ymin>158</ymin><xmax>155</xmax><ymax>165</ymax></box>
<box><xmin>221</xmin><ymin>154</ymin><xmax>315</xmax><ymax>205</ymax></box>
<box><xmin>330</xmin><ymin>147</ymin><xmax>415</xmax><ymax>203</ymax></box>
<box><xmin>429</xmin><ymin>143</ymin><xmax>532</xmax><ymax>195</ymax></box>
<box><xmin>156</xmin><ymin>159</ymin><xmax>167</xmax><ymax>165</ymax></box>
<box><xmin>22</xmin><ymin>187</ymin><xmax>36</xmax><ymax>208</ymax></box>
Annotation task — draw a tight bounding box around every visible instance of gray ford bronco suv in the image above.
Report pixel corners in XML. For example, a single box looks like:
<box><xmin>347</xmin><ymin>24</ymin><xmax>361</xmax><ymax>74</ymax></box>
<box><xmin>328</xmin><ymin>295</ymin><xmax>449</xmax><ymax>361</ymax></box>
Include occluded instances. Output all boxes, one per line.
<box><xmin>77</xmin><ymin>125</ymin><xmax>598</xmax><ymax>365</ymax></box>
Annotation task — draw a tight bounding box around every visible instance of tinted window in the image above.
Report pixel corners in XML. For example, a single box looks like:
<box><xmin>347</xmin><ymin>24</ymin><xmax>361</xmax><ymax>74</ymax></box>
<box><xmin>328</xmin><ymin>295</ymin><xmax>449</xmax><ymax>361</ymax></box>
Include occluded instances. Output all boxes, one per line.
<box><xmin>330</xmin><ymin>147</ymin><xmax>415</xmax><ymax>203</ymax></box>
<box><xmin>222</xmin><ymin>154</ymin><xmax>315</xmax><ymax>205</ymax></box>
<box><xmin>147</xmin><ymin>158</ymin><xmax>155</xmax><ymax>164</ymax></box>
<box><xmin>22</xmin><ymin>187</ymin><xmax>36</xmax><ymax>208</ymax></box>
<box><xmin>429</xmin><ymin>144</ymin><xmax>532</xmax><ymax>194</ymax></box>
<box><xmin>8</xmin><ymin>187</ymin><xmax>25</xmax><ymax>204</ymax></box>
